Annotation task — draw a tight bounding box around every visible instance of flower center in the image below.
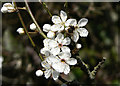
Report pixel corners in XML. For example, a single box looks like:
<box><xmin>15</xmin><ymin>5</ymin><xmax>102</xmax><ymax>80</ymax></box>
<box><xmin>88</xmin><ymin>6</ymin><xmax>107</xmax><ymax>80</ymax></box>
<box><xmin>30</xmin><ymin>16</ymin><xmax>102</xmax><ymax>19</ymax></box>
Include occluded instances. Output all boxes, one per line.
<box><xmin>61</xmin><ymin>59</ymin><xmax>65</xmax><ymax>63</ymax></box>
<box><xmin>61</xmin><ymin>22</ymin><xmax>65</xmax><ymax>25</ymax></box>
<box><xmin>58</xmin><ymin>43</ymin><xmax>63</xmax><ymax>48</ymax></box>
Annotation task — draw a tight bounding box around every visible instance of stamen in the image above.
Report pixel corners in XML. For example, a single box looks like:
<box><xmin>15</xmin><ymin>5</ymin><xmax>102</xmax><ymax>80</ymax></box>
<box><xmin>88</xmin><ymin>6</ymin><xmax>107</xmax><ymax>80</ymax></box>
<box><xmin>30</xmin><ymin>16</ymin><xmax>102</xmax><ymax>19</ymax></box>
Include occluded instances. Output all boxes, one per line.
<box><xmin>58</xmin><ymin>43</ymin><xmax>63</xmax><ymax>48</ymax></box>
<box><xmin>61</xmin><ymin>59</ymin><xmax>65</xmax><ymax>63</ymax></box>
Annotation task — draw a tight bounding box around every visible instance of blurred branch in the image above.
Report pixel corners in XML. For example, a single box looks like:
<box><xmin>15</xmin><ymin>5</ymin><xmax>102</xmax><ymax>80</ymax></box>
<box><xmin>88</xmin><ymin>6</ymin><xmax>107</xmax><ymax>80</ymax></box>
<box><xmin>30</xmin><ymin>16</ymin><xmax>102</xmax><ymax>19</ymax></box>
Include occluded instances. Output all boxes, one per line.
<box><xmin>64</xmin><ymin>0</ymin><xmax>69</xmax><ymax>16</ymax></box>
<box><xmin>40</xmin><ymin>2</ymin><xmax>52</xmax><ymax>17</ymax></box>
<box><xmin>83</xmin><ymin>2</ymin><xmax>94</xmax><ymax>17</ymax></box>
<box><xmin>0</xmin><ymin>75</ymin><xmax>17</xmax><ymax>83</ymax></box>
<box><xmin>24</xmin><ymin>0</ymin><xmax>47</xmax><ymax>39</ymax></box>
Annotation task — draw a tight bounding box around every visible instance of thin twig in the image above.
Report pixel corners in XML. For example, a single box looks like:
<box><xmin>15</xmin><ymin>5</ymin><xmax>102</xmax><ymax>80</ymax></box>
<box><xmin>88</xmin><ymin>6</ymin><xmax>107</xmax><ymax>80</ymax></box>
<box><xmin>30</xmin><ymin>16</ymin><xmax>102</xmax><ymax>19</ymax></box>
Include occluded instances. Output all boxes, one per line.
<box><xmin>13</xmin><ymin>2</ymin><xmax>35</xmax><ymax>47</ymax></box>
<box><xmin>40</xmin><ymin>2</ymin><xmax>52</xmax><ymax>17</ymax></box>
<box><xmin>90</xmin><ymin>57</ymin><xmax>106</xmax><ymax>79</ymax></box>
<box><xmin>17</xmin><ymin>7</ymin><xmax>26</xmax><ymax>10</ymax></box>
<box><xmin>64</xmin><ymin>0</ymin><xmax>69</xmax><ymax>16</ymax></box>
<box><xmin>24</xmin><ymin>0</ymin><xmax>47</xmax><ymax>39</ymax></box>
<box><xmin>13</xmin><ymin>1</ymin><xmax>44</xmax><ymax>61</ymax></box>
<box><xmin>83</xmin><ymin>2</ymin><xmax>94</xmax><ymax>17</ymax></box>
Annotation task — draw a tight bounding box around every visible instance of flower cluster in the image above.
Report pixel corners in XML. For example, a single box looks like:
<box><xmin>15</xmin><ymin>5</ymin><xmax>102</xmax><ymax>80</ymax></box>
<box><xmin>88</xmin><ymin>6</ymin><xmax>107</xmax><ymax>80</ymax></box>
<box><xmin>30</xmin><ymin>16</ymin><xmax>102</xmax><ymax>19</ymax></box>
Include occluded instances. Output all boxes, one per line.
<box><xmin>36</xmin><ymin>10</ymin><xmax>89</xmax><ymax>80</ymax></box>
<box><xmin>1</xmin><ymin>3</ymin><xmax>16</xmax><ymax>13</ymax></box>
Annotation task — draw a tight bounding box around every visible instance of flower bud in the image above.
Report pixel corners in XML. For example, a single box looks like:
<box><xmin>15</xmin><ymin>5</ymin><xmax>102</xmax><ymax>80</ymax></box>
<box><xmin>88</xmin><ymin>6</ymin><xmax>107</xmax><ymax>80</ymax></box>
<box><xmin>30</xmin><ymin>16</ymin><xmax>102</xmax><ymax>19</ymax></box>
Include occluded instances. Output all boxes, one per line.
<box><xmin>36</xmin><ymin>70</ymin><xmax>43</xmax><ymax>76</ymax></box>
<box><xmin>3</xmin><ymin>3</ymin><xmax>13</xmax><ymax>7</ymax></box>
<box><xmin>76</xmin><ymin>43</ymin><xmax>82</xmax><ymax>49</ymax></box>
<box><xmin>30</xmin><ymin>23</ymin><xmax>36</xmax><ymax>30</ymax></box>
<box><xmin>1</xmin><ymin>7</ymin><xmax>8</xmax><ymax>13</ymax></box>
<box><xmin>47</xmin><ymin>31</ymin><xmax>55</xmax><ymax>38</ymax></box>
<box><xmin>2</xmin><ymin>3</ymin><xmax>15</xmax><ymax>13</ymax></box>
<box><xmin>17</xmin><ymin>28</ymin><xmax>24</xmax><ymax>34</ymax></box>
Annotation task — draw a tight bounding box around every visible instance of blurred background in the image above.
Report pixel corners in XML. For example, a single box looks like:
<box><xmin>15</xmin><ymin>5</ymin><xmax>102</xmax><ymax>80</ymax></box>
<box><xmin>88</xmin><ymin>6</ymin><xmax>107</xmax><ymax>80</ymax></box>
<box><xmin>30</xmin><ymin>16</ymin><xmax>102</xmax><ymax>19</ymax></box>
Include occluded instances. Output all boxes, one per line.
<box><xmin>0</xmin><ymin>2</ymin><xmax>119</xmax><ymax>86</ymax></box>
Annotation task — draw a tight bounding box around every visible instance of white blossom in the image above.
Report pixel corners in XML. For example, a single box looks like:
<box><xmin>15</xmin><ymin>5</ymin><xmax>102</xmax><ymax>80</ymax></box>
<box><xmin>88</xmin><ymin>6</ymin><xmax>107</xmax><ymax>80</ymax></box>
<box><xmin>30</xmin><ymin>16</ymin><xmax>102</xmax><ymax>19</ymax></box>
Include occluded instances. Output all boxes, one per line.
<box><xmin>51</xmin><ymin>10</ymin><xmax>68</xmax><ymax>32</ymax></box>
<box><xmin>41</xmin><ymin>59</ymin><xmax>59</xmax><ymax>80</ymax></box>
<box><xmin>36</xmin><ymin>69</ymin><xmax>43</xmax><ymax>76</ymax></box>
<box><xmin>65</xmin><ymin>18</ymin><xmax>88</xmax><ymax>42</ymax></box>
<box><xmin>76</xmin><ymin>43</ymin><xmax>82</xmax><ymax>49</ymax></box>
<box><xmin>47</xmin><ymin>52</ymin><xmax>77</xmax><ymax>75</ymax></box>
<box><xmin>30</xmin><ymin>23</ymin><xmax>36</xmax><ymax>30</ymax></box>
<box><xmin>47</xmin><ymin>33</ymin><xmax>71</xmax><ymax>56</ymax></box>
<box><xmin>43</xmin><ymin>24</ymin><xmax>56</xmax><ymax>38</ymax></box>
<box><xmin>1</xmin><ymin>3</ymin><xmax>15</xmax><ymax>13</ymax></box>
<box><xmin>17</xmin><ymin>28</ymin><xmax>24</xmax><ymax>34</ymax></box>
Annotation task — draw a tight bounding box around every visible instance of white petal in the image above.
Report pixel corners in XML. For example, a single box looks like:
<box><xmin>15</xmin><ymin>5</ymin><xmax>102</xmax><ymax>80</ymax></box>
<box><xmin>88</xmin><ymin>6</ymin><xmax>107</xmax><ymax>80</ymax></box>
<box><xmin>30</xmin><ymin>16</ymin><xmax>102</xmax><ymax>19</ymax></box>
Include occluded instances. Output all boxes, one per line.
<box><xmin>52</xmin><ymin>16</ymin><xmax>62</xmax><ymax>24</ymax></box>
<box><xmin>40</xmin><ymin>47</ymin><xmax>50</xmax><ymax>55</ymax></box>
<box><xmin>58</xmin><ymin>25</ymin><xmax>64</xmax><ymax>32</ymax></box>
<box><xmin>65</xmin><ymin>27</ymin><xmax>69</xmax><ymax>31</ymax></box>
<box><xmin>65</xmin><ymin>19</ymin><xmax>77</xmax><ymax>26</ymax></box>
<box><xmin>78</xmin><ymin>18</ymin><xmax>88</xmax><ymax>27</ymax></box>
<box><xmin>58</xmin><ymin>52</ymin><xmax>71</xmax><ymax>60</ymax></box>
<box><xmin>51</xmin><ymin>47</ymin><xmax>60</xmax><ymax>56</ymax></box>
<box><xmin>7</xmin><ymin>7</ymin><xmax>15</xmax><ymax>13</ymax></box>
<box><xmin>71</xmin><ymin>30</ymin><xmax>79</xmax><ymax>42</ymax></box>
<box><xmin>52</xmin><ymin>70</ymin><xmax>59</xmax><ymax>80</ymax></box>
<box><xmin>61</xmin><ymin>46</ymin><xmax>70</xmax><ymax>53</ymax></box>
<box><xmin>52</xmin><ymin>62</ymin><xmax>65</xmax><ymax>73</ymax></box>
<box><xmin>1</xmin><ymin>7</ymin><xmax>8</xmax><ymax>13</ymax></box>
<box><xmin>43</xmin><ymin>39</ymin><xmax>51</xmax><ymax>47</ymax></box>
<box><xmin>66</xmin><ymin>58</ymin><xmax>77</xmax><ymax>65</ymax></box>
<box><xmin>55</xmin><ymin>33</ymin><xmax>64</xmax><ymax>43</ymax></box>
<box><xmin>44</xmin><ymin>51</ymin><xmax>51</xmax><ymax>57</ymax></box>
<box><xmin>64</xmin><ymin>64</ymin><xmax>70</xmax><ymax>75</ymax></box>
<box><xmin>43</xmin><ymin>24</ymin><xmax>51</xmax><ymax>32</ymax></box>
<box><xmin>30</xmin><ymin>23</ymin><xmax>36</xmax><ymax>30</ymax></box>
<box><xmin>44</xmin><ymin>69</ymin><xmax>52</xmax><ymax>79</ymax></box>
<box><xmin>46</xmin><ymin>56</ymin><xmax>59</xmax><ymax>65</ymax></box>
<box><xmin>49</xmin><ymin>40</ymin><xmax>58</xmax><ymax>48</ymax></box>
<box><xmin>62</xmin><ymin>37</ymin><xmax>71</xmax><ymax>45</ymax></box>
<box><xmin>3</xmin><ymin>3</ymin><xmax>13</xmax><ymax>7</ymax></box>
<box><xmin>76</xmin><ymin>43</ymin><xmax>82</xmax><ymax>49</ymax></box>
<box><xmin>47</xmin><ymin>31</ymin><xmax>55</xmax><ymax>38</ymax></box>
<box><xmin>41</xmin><ymin>60</ymin><xmax>51</xmax><ymax>69</ymax></box>
<box><xmin>36</xmin><ymin>70</ymin><xmax>43</xmax><ymax>76</ymax></box>
<box><xmin>77</xmin><ymin>28</ymin><xmax>88</xmax><ymax>37</ymax></box>
<box><xmin>51</xmin><ymin>24</ymin><xmax>60</xmax><ymax>32</ymax></box>
<box><xmin>60</xmin><ymin>10</ymin><xmax>67</xmax><ymax>22</ymax></box>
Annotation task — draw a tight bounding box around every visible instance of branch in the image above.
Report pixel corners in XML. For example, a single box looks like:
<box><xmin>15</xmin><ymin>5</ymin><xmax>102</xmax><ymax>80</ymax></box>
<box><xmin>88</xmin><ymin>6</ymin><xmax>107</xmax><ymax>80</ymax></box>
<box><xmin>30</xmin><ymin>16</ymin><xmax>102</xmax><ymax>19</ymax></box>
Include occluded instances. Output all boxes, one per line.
<box><xmin>13</xmin><ymin>2</ymin><xmax>35</xmax><ymax>47</ymax></box>
<box><xmin>13</xmin><ymin>2</ymin><xmax>44</xmax><ymax>61</ymax></box>
<box><xmin>76</xmin><ymin>56</ymin><xmax>106</xmax><ymax>79</ymax></box>
<box><xmin>24</xmin><ymin>0</ymin><xmax>47</xmax><ymax>39</ymax></box>
<box><xmin>90</xmin><ymin>57</ymin><xmax>106</xmax><ymax>79</ymax></box>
